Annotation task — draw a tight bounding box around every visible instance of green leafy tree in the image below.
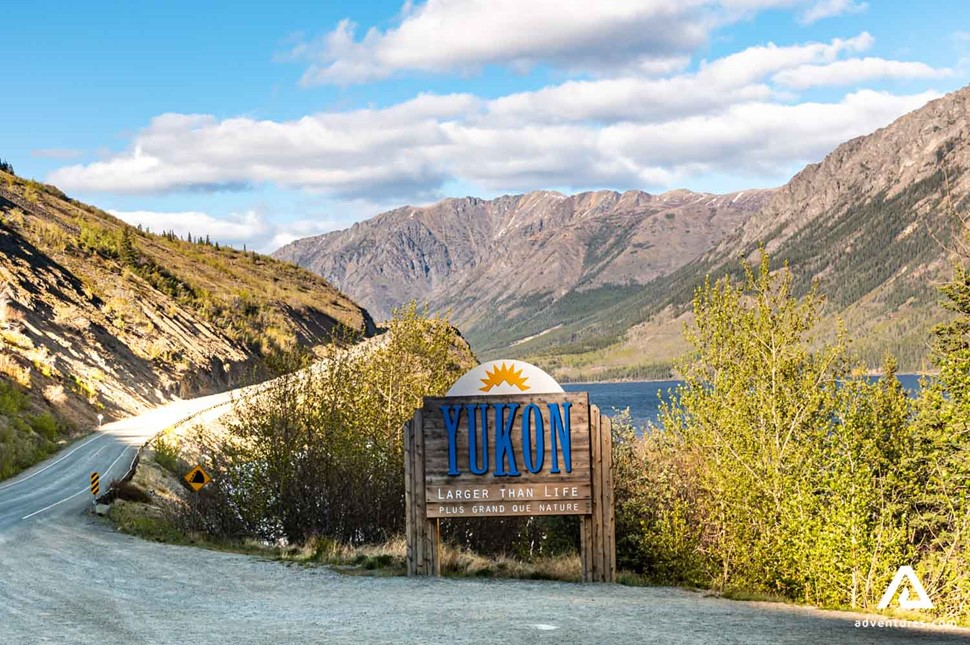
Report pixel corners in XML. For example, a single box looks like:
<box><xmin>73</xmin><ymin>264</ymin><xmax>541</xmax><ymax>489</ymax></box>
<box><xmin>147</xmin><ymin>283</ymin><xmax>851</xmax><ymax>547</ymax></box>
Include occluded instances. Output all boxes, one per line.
<box><xmin>195</xmin><ymin>304</ymin><xmax>471</xmax><ymax>545</ymax></box>
<box><xmin>628</xmin><ymin>254</ymin><xmax>918</xmax><ymax>608</ymax></box>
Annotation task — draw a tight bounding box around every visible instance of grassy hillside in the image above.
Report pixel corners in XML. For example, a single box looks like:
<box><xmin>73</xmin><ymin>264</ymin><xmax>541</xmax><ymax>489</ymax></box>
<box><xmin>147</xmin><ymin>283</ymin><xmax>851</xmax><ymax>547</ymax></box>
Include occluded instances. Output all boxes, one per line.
<box><xmin>0</xmin><ymin>169</ymin><xmax>374</xmax><ymax>478</ymax></box>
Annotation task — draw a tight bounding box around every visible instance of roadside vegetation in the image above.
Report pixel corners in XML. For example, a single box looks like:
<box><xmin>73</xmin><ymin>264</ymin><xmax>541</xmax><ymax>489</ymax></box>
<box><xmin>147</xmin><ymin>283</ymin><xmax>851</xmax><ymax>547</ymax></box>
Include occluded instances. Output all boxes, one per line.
<box><xmin>111</xmin><ymin>243</ymin><xmax>970</xmax><ymax>623</ymax></box>
<box><xmin>0</xmin><ymin>379</ymin><xmax>71</xmax><ymax>479</ymax></box>
<box><xmin>186</xmin><ymin>304</ymin><xmax>470</xmax><ymax>546</ymax></box>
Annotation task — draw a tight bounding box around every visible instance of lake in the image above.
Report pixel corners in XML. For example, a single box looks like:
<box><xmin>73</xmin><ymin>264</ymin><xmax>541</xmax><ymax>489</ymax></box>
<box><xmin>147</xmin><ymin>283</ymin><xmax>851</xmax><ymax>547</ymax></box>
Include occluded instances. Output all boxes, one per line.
<box><xmin>563</xmin><ymin>374</ymin><xmax>925</xmax><ymax>429</ymax></box>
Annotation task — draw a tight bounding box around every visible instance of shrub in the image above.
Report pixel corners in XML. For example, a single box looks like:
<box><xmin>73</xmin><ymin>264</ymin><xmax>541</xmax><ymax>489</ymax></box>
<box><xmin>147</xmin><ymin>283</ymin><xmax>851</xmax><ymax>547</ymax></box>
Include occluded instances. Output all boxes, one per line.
<box><xmin>153</xmin><ymin>436</ymin><xmax>181</xmax><ymax>473</ymax></box>
<box><xmin>0</xmin><ymin>379</ymin><xmax>27</xmax><ymax>415</ymax></box>
<box><xmin>193</xmin><ymin>305</ymin><xmax>470</xmax><ymax>545</ymax></box>
<box><xmin>612</xmin><ymin>252</ymin><xmax>970</xmax><ymax>623</ymax></box>
<box><xmin>29</xmin><ymin>413</ymin><xmax>61</xmax><ymax>441</ymax></box>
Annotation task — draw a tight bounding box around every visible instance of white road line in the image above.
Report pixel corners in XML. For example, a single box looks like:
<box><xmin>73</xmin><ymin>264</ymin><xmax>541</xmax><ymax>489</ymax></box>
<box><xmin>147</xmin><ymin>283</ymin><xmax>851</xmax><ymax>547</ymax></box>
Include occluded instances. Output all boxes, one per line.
<box><xmin>21</xmin><ymin>488</ymin><xmax>88</xmax><ymax>520</ymax></box>
<box><xmin>102</xmin><ymin>446</ymin><xmax>135</xmax><ymax>481</ymax></box>
<box><xmin>0</xmin><ymin>431</ymin><xmax>107</xmax><ymax>491</ymax></box>
<box><xmin>20</xmin><ymin>446</ymin><xmax>134</xmax><ymax>521</ymax></box>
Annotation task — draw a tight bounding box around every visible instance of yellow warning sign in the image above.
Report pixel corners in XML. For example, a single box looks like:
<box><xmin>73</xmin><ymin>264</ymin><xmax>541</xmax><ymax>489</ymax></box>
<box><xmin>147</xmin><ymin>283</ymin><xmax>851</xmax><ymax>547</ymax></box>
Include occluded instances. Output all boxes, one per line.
<box><xmin>90</xmin><ymin>472</ymin><xmax>100</xmax><ymax>496</ymax></box>
<box><xmin>184</xmin><ymin>464</ymin><xmax>212</xmax><ymax>492</ymax></box>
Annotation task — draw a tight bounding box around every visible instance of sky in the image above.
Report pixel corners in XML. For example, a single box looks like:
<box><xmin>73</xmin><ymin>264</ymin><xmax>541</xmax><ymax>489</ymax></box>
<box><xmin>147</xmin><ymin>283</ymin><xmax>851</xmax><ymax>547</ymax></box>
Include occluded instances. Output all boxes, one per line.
<box><xmin>2</xmin><ymin>0</ymin><xmax>968</xmax><ymax>251</ymax></box>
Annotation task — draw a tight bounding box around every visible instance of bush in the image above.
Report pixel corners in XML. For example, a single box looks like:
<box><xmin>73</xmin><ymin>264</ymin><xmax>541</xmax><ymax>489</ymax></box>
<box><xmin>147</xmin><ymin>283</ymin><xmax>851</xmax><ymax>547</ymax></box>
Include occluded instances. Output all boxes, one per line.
<box><xmin>611</xmin><ymin>252</ymin><xmax>970</xmax><ymax>623</ymax></box>
<box><xmin>0</xmin><ymin>379</ymin><xmax>68</xmax><ymax>479</ymax></box>
<box><xmin>0</xmin><ymin>379</ymin><xmax>27</xmax><ymax>415</ymax></box>
<box><xmin>194</xmin><ymin>304</ymin><xmax>471</xmax><ymax>545</ymax></box>
<box><xmin>153</xmin><ymin>436</ymin><xmax>181</xmax><ymax>473</ymax></box>
<box><xmin>29</xmin><ymin>413</ymin><xmax>61</xmax><ymax>441</ymax></box>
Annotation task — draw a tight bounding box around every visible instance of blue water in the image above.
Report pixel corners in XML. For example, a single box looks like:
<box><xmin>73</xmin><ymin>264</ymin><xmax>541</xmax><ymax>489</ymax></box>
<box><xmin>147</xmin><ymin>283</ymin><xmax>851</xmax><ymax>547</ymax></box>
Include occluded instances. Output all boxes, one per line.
<box><xmin>563</xmin><ymin>374</ymin><xmax>925</xmax><ymax>429</ymax></box>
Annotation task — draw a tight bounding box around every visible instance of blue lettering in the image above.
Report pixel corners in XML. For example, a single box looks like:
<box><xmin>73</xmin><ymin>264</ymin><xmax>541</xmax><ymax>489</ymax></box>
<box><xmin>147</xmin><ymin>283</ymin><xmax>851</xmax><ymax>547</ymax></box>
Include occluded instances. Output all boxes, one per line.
<box><xmin>548</xmin><ymin>402</ymin><xmax>572</xmax><ymax>473</ymax></box>
<box><xmin>441</xmin><ymin>405</ymin><xmax>462</xmax><ymax>476</ymax></box>
<box><xmin>493</xmin><ymin>403</ymin><xmax>520</xmax><ymax>476</ymax></box>
<box><xmin>522</xmin><ymin>403</ymin><xmax>544</xmax><ymax>474</ymax></box>
<box><xmin>466</xmin><ymin>404</ymin><xmax>489</xmax><ymax>475</ymax></box>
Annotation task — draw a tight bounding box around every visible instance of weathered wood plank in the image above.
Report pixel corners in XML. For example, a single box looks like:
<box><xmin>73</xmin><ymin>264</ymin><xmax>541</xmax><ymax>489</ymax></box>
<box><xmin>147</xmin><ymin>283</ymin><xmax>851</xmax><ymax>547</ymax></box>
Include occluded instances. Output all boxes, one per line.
<box><xmin>580</xmin><ymin>515</ymin><xmax>593</xmax><ymax>582</ymax></box>
<box><xmin>404</xmin><ymin>419</ymin><xmax>417</xmax><ymax>575</ymax></box>
<box><xmin>426</xmin><ymin>482</ymin><xmax>591</xmax><ymax>504</ymax></box>
<box><xmin>428</xmin><ymin>499</ymin><xmax>591</xmax><ymax>518</ymax></box>
<box><xmin>590</xmin><ymin>405</ymin><xmax>604</xmax><ymax>581</ymax></box>
<box><xmin>421</xmin><ymin>393</ymin><xmax>592</xmax><ymax>490</ymax></box>
<box><xmin>602</xmin><ymin>415</ymin><xmax>616</xmax><ymax>581</ymax></box>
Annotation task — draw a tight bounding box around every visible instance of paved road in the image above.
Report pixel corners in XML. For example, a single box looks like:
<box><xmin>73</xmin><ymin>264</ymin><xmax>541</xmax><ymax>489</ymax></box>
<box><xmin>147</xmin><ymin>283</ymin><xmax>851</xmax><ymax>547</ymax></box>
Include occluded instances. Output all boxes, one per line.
<box><xmin>1</xmin><ymin>384</ymin><xmax>968</xmax><ymax>643</ymax></box>
<box><xmin>0</xmin><ymin>390</ymin><xmax>235</xmax><ymax>530</ymax></box>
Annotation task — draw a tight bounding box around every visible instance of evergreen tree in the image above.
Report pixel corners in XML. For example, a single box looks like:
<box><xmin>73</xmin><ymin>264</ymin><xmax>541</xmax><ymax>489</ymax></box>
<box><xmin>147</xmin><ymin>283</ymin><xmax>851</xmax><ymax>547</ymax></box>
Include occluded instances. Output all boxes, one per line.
<box><xmin>118</xmin><ymin>227</ymin><xmax>138</xmax><ymax>266</ymax></box>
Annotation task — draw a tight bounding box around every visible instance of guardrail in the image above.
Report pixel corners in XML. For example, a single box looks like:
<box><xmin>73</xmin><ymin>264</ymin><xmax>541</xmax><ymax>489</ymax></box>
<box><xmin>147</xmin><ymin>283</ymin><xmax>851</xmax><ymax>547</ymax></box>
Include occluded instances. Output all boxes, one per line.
<box><xmin>98</xmin><ymin>396</ymin><xmax>239</xmax><ymax>503</ymax></box>
<box><xmin>95</xmin><ymin>341</ymin><xmax>377</xmax><ymax>502</ymax></box>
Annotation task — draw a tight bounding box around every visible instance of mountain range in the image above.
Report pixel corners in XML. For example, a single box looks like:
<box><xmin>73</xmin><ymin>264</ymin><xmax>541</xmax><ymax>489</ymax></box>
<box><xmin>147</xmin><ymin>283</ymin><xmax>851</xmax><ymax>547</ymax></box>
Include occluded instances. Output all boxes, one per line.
<box><xmin>275</xmin><ymin>84</ymin><xmax>970</xmax><ymax>381</ymax></box>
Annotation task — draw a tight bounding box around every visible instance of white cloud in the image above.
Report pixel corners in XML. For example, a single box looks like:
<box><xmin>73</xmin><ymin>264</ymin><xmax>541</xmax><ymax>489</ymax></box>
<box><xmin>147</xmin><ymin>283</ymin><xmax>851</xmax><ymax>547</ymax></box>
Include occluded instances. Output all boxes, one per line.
<box><xmin>775</xmin><ymin>58</ymin><xmax>950</xmax><ymax>89</ymax></box>
<box><xmin>482</xmin><ymin>33</ymin><xmax>874</xmax><ymax>126</ymax></box>
<box><xmin>50</xmin><ymin>93</ymin><xmax>479</xmax><ymax>199</ymax></box>
<box><xmin>108</xmin><ymin>209</ymin><xmax>339</xmax><ymax>253</ymax></box>
<box><xmin>290</xmin><ymin>0</ymin><xmax>814</xmax><ymax>85</ymax></box>
<box><xmin>288</xmin><ymin>0</ymin><xmax>882</xmax><ymax>85</ymax></box>
<box><xmin>49</xmin><ymin>34</ymin><xmax>948</xmax><ymax>206</ymax></box>
<box><xmin>799</xmin><ymin>0</ymin><xmax>867</xmax><ymax>24</ymax></box>
<box><xmin>597</xmin><ymin>89</ymin><xmax>939</xmax><ymax>173</ymax></box>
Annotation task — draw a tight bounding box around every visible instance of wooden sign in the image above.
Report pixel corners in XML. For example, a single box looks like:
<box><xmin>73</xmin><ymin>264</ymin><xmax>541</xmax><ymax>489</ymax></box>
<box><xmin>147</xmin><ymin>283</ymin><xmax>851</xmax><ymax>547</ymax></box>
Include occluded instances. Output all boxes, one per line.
<box><xmin>422</xmin><ymin>392</ymin><xmax>592</xmax><ymax>518</ymax></box>
<box><xmin>404</xmin><ymin>360</ymin><xmax>615</xmax><ymax>582</ymax></box>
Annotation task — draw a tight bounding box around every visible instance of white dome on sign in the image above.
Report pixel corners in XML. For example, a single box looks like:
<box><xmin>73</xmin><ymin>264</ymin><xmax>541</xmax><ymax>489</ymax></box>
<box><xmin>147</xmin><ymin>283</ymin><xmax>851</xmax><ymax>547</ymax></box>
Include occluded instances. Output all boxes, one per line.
<box><xmin>446</xmin><ymin>360</ymin><xmax>564</xmax><ymax>396</ymax></box>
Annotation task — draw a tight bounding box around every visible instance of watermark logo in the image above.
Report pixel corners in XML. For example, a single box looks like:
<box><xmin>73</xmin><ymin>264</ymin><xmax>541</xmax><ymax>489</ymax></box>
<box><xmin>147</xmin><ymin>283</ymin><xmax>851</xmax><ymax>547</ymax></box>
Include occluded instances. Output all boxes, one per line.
<box><xmin>877</xmin><ymin>566</ymin><xmax>933</xmax><ymax>610</ymax></box>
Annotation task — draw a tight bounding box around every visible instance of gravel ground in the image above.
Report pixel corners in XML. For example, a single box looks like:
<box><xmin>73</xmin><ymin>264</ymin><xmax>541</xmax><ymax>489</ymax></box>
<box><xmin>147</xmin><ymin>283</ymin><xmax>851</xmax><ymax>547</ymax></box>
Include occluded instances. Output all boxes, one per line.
<box><xmin>2</xmin><ymin>515</ymin><xmax>968</xmax><ymax>644</ymax></box>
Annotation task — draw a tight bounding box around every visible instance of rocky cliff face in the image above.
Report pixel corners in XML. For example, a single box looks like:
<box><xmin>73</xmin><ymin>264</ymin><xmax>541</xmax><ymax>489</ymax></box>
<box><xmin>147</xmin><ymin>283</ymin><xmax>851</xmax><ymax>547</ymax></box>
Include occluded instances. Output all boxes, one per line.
<box><xmin>274</xmin><ymin>188</ymin><xmax>772</xmax><ymax>329</ymax></box>
<box><xmin>737</xmin><ymin>86</ymin><xmax>970</xmax><ymax>252</ymax></box>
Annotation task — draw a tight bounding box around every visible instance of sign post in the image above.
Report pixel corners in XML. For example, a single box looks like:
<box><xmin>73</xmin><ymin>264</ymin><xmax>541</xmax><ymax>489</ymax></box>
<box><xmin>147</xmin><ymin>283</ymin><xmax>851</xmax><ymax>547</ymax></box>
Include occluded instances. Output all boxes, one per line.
<box><xmin>90</xmin><ymin>472</ymin><xmax>100</xmax><ymax>497</ymax></box>
<box><xmin>404</xmin><ymin>360</ymin><xmax>615</xmax><ymax>582</ymax></box>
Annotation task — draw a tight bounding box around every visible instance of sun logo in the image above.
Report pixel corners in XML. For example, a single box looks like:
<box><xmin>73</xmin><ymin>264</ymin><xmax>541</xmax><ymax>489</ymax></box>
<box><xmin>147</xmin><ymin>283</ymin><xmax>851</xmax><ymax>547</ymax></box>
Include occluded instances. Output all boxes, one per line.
<box><xmin>479</xmin><ymin>362</ymin><xmax>530</xmax><ymax>393</ymax></box>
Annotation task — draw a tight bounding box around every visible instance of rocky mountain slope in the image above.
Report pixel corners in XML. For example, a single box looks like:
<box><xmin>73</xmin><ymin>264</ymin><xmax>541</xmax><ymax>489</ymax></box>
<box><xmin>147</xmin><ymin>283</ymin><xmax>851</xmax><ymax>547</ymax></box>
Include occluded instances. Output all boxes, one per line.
<box><xmin>519</xmin><ymin>84</ymin><xmax>970</xmax><ymax>380</ymax></box>
<box><xmin>276</xmin><ymin>84</ymin><xmax>969</xmax><ymax>381</ymax></box>
<box><xmin>0</xmin><ymin>170</ymin><xmax>374</xmax><ymax>477</ymax></box>
<box><xmin>273</xmin><ymin>187</ymin><xmax>771</xmax><ymax>339</ymax></box>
